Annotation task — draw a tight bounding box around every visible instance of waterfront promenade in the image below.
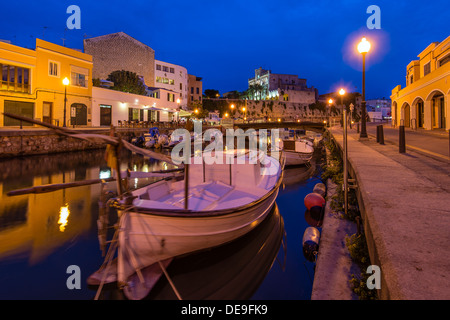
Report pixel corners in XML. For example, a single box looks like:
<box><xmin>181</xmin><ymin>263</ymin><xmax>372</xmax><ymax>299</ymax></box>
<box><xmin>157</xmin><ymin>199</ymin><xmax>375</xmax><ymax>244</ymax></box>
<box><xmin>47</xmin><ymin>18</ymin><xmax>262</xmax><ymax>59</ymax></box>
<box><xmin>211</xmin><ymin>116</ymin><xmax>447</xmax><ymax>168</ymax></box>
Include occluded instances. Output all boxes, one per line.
<box><xmin>315</xmin><ymin>124</ymin><xmax>450</xmax><ymax>299</ymax></box>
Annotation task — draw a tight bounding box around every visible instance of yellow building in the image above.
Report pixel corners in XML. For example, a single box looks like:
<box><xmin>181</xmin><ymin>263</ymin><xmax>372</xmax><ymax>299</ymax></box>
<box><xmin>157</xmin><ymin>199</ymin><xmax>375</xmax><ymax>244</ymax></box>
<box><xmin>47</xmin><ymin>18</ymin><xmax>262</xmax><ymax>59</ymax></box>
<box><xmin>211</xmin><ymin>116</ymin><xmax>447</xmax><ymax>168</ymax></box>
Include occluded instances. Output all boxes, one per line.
<box><xmin>0</xmin><ymin>39</ymin><xmax>93</xmax><ymax>127</ymax></box>
<box><xmin>391</xmin><ymin>35</ymin><xmax>450</xmax><ymax>130</ymax></box>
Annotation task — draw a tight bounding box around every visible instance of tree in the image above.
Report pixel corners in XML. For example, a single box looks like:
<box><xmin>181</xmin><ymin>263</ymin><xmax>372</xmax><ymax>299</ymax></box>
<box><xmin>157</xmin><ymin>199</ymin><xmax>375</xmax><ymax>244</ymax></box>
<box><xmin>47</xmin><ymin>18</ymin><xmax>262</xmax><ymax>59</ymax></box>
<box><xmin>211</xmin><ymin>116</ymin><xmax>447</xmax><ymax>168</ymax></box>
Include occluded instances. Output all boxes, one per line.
<box><xmin>107</xmin><ymin>70</ymin><xmax>147</xmax><ymax>95</ymax></box>
<box><xmin>204</xmin><ymin>89</ymin><xmax>220</xmax><ymax>99</ymax></box>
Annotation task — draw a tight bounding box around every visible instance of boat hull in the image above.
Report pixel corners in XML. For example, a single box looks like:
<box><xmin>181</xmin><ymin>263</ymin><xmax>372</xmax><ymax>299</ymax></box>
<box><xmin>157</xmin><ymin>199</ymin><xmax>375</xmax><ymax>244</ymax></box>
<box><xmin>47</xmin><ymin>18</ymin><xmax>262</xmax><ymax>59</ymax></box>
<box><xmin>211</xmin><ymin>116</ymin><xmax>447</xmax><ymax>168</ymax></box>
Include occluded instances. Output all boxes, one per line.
<box><xmin>284</xmin><ymin>150</ymin><xmax>313</xmax><ymax>166</ymax></box>
<box><xmin>117</xmin><ymin>185</ymin><xmax>280</xmax><ymax>284</ymax></box>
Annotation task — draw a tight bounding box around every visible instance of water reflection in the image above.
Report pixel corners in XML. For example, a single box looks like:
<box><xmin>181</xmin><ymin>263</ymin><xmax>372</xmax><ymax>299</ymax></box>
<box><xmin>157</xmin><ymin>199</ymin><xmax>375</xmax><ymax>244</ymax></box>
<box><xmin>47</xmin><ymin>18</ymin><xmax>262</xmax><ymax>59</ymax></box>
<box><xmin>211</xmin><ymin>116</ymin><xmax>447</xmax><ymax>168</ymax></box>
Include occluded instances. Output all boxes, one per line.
<box><xmin>96</xmin><ymin>204</ymin><xmax>285</xmax><ymax>300</ymax></box>
<box><xmin>0</xmin><ymin>149</ymin><xmax>174</xmax><ymax>267</ymax></box>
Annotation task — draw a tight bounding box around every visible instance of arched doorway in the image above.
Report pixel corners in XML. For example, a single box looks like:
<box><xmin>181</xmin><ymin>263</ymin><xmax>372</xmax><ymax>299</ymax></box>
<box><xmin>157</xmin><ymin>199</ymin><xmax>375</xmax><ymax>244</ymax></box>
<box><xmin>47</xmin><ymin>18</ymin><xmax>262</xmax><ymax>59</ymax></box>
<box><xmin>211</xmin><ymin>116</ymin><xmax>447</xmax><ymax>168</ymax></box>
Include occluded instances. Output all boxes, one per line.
<box><xmin>411</xmin><ymin>97</ymin><xmax>424</xmax><ymax>129</ymax></box>
<box><xmin>401</xmin><ymin>102</ymin><xmax>411</xmax><ymax>127</ymax></box>
<box><xmin>412</xmin><ymin>98</ymin><xmax>425</xmax><ymax>128</ymax></box>
<box><xmin>427</xmin><ymin>90</ymin><xmax>445</xmax><ymax>129</ymax></box>
<box><xmin>70</xmin><ymin>103</ymin><xmax>87</xmax><ymax>126</ymax></box>
<box><xmin>392</xmin><ymin>101</ymin><xmax>397</xmax><ymax>127</ymax></box>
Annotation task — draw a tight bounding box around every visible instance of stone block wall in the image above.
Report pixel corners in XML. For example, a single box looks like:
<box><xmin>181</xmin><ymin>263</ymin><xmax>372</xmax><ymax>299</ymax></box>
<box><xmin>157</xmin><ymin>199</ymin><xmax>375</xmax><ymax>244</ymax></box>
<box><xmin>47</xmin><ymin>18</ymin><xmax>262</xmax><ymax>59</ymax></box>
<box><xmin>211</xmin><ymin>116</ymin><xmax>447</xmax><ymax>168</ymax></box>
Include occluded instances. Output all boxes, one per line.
<box><xmin>84</xmin><ymin>32</ymin><xmax>155</xmax><ymax>87</ymax></box>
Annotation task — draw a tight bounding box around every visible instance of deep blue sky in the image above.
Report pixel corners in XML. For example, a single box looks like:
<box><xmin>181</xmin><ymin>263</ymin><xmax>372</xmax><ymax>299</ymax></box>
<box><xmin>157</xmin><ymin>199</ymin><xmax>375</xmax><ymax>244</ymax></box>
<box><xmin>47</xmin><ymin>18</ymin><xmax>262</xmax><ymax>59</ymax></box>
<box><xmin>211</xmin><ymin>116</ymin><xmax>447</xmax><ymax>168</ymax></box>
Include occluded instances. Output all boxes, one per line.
<box><xmin>1</xmin><ymin>0</ymin><xmax>449</xmax><ymax>99</ymax></box>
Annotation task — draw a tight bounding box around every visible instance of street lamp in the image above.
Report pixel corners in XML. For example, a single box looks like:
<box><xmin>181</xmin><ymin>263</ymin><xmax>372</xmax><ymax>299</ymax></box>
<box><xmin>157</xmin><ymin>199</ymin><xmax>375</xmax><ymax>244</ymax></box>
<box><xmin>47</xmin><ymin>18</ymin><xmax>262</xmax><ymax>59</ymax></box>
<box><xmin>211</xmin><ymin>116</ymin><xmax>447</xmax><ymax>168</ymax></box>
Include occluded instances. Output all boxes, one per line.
<box><xmin>339</xmin><ymin>89</ymin><xmax>345</xmax><ymax>127</ymax></box>
<box><xmin>328</xmin><ymin>98</ymin><xmax>333</xmax><ymax>127</ymax></box>
<box><xmin>62</xmin><ymin>77</ymin><xmax>70</xmax><ymax>127</ymax></box>
<box><xmin>357</xmin><ymin>37</ymin><xmax>371</xmax><ymax>138</ymax></box>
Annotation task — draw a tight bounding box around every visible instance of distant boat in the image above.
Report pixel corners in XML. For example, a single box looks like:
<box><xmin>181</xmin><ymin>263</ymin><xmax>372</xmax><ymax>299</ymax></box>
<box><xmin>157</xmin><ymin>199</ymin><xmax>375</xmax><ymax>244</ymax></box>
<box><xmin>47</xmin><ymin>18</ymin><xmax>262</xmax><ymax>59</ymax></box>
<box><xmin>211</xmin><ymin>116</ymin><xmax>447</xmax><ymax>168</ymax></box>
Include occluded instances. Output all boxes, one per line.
<box><xmin>281</xmin><ymin>139</ymin><xmax>314</xmax><ymax>166</ymax></box>
<box><xmin>89</xmin><ymin>150</ymin><xmax>284</xmax><ymax>299</ymax></box>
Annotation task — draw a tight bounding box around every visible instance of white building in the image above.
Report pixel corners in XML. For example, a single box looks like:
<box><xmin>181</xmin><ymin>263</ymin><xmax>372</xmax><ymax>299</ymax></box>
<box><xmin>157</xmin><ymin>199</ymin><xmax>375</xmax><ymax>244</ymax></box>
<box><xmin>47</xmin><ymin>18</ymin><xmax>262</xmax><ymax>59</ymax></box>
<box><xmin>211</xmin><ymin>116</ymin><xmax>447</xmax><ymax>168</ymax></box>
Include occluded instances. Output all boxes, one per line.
<box><xmin>91</xmin><ymin>87</ymin><xmax>180</xmax><ymax>127</ymax></box>
<box><xmin>155</xmin><ymin>59</ymin><xmax>188</xmax><ymax>110</ymax></box>
<box><xmin>366</xmin><ymin>98</ymin><xmax>391</xmax><ymax>119</ymax></box>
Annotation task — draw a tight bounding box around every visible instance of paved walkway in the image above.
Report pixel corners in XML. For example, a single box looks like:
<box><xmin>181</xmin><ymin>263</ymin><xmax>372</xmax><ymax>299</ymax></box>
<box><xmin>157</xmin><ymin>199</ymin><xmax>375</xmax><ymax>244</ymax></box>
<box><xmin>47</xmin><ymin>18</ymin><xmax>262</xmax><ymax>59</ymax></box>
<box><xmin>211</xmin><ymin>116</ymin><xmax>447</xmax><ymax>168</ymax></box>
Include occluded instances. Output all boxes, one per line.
<box><xmin>322</xmin><ymin>125</ymin><xmax>450</xmax><ymax>299</ymax></box>
<box><xmin>365</xmin><ymin>122</ymin><xmax>450</xmax><ymax>161</ymax></box>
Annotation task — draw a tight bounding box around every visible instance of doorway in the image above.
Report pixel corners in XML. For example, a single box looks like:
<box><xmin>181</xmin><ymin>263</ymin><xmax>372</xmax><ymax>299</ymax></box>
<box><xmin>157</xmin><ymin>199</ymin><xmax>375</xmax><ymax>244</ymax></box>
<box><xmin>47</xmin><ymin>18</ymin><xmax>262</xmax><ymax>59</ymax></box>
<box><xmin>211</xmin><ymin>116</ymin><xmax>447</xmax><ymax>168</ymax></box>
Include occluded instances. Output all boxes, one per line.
<box><xmin>43</xmin><ymin>101</ymin><xmax>52</xmax><ymax>124</ymax></box>
<box><xmin>70</xmin><ymin>103</ymin><xmax>87</xmax><ymax>126</ymax></box>
<box><xmin>100</xmin><ymin>104</ymin><xmax>111</xmax><ymax>126</ymax></box>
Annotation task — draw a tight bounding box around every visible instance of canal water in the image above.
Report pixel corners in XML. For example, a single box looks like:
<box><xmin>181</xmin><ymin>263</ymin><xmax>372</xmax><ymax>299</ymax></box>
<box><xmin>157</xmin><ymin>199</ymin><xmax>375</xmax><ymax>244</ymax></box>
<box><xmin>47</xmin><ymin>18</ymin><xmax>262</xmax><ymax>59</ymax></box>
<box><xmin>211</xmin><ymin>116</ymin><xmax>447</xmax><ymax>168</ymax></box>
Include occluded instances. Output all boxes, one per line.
<box><xmin>0</xmin><ymin>144</ymin><xmax>325</xmax><ymax>300</ymax></box>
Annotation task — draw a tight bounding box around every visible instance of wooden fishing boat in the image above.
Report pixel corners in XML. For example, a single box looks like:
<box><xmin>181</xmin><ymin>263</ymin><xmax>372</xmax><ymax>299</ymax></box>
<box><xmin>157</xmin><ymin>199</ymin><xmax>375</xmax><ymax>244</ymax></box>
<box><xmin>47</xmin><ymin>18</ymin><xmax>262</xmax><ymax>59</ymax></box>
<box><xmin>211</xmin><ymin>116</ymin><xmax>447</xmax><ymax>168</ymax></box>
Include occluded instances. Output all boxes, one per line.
<box><xmin>281</xmin><ymin>139</ymin><xmax>314</xmax><ymax>166</ymax></box>
<box><xmin>113</xmin><ymin>150</ymin><xmax>283</xmax><ymax>290</ymax></box>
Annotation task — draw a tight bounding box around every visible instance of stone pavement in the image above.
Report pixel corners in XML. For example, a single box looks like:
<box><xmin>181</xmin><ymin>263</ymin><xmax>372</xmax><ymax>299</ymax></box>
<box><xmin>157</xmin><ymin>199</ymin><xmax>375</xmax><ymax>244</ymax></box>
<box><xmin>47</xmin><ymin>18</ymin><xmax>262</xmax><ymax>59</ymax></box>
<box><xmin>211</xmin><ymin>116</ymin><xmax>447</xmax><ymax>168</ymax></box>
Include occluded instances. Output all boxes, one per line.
<box><xmin>313</xmin><ymin>125</ymin><xmax>450</xmax><ymax>300</ymax></box>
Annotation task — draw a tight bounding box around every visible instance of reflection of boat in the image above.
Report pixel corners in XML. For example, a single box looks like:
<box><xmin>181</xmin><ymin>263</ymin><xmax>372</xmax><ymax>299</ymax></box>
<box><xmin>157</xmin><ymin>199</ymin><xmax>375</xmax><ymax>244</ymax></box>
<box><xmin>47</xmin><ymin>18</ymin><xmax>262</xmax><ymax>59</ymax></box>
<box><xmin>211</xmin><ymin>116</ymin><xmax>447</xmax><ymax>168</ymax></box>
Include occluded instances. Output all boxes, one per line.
<box><xmin>143</xmin><ymin>203</ymin><xmax>285</xmax><ymax>300</ymax></box>
<box><xmin>282</xmin><ymin>162</ymin><xmax>315</xmax><ymax>187</ymax></box>
<box><xmin>281</xmin><ymin>140</ymin><xmax>314</xmax><ymax>166</ymax></box>
<box><xmin>91</xmin><ymin>150</ymin><xmax>283</xmax><ymax>298</ymax></box>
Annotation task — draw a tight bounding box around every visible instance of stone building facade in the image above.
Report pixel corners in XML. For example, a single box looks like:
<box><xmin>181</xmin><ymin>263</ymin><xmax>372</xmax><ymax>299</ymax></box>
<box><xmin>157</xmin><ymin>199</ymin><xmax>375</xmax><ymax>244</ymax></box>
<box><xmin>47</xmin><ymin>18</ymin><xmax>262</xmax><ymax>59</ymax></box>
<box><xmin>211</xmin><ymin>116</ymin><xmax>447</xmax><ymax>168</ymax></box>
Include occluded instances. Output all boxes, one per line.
<box><xmin>248</xmin><ymin>67</ymin><xmax>318</xmax><ymax>103</ymax></box>
<box><xmin>84</xmin><ymin>32</ymin><xmax>155</xmax><ymax>87</ymax></box>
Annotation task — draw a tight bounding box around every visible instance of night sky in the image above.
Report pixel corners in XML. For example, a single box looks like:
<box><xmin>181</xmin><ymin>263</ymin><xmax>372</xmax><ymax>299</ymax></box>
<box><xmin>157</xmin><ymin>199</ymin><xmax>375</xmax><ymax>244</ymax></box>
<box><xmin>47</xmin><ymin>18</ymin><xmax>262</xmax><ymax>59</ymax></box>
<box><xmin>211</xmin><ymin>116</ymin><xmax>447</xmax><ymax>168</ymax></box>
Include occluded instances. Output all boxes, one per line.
<box><xmin>1</xmin><ymin>0</ymin><xmax>449</xmax><ymax>99</ymax></box>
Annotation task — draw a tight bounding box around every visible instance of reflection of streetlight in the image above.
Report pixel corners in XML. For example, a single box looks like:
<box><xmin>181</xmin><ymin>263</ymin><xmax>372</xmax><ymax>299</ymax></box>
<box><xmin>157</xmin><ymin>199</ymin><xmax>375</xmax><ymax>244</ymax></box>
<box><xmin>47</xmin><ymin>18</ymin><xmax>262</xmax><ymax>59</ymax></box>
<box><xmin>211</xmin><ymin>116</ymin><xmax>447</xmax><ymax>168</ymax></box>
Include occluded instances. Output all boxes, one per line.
<box><xmin>339</xmin><ymin>89</ymin><xmax>345</xmax><ymax>127</ymax></box>
<box><xmin>357</xmin><ymin>37</ymin><xmax>371</xmax><ymax>138</ymax></box>
<box><xmin>62</xmin><ymin>77</ymin><xmax>69</xmax><ymax>127</ymax></box>
<box><xmin>58</xmin><ymin>204</ymin><xmax>70</xmax><ymax>232</ymax></box>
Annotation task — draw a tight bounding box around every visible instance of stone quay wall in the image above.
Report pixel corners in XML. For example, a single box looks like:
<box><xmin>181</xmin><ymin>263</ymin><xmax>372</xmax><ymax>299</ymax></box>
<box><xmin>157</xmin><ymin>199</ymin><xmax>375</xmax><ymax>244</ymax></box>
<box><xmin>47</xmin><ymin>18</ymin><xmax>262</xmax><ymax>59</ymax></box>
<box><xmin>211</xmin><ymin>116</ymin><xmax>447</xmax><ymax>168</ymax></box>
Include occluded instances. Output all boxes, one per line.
<box><xmin>0</xmin><ymin>129</ymin><xmax>144</xmax><ymax>158</ymax></box>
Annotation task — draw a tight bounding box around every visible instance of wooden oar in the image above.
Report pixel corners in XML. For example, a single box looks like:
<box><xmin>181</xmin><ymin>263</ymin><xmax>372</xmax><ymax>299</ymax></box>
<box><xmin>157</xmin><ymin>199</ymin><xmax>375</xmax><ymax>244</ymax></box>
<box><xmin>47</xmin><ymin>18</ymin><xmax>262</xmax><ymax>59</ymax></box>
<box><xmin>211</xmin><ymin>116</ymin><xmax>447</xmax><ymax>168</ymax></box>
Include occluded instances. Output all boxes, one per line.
<box><xmin>6</xmin><ymin>168</ymin><xmax>185</xmax><ymax>196</ymax></box>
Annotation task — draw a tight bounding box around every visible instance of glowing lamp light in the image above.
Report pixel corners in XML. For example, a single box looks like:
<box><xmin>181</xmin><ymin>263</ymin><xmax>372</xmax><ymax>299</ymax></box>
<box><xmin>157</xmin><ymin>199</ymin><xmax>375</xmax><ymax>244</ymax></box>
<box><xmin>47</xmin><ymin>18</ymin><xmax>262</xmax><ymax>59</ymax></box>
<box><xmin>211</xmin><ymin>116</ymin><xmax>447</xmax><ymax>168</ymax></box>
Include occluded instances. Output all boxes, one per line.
<box><xmin>230</xmin><ymin>104</ymin><xmax>235</xmax><ymax>109</ymax></box>
<box><xmin>339</xmin><ymin>89</ymin><xmax>345</xmax><ymax>96</ymax></box>
<box><xmin>58</xmin><ymin>204</ymin><xmax>70</xmax><ymax>232</ymax></box>
<box><xmin>62</xmin><ymin>77</ymin><xmax>70</xmax><ymax>86</ymax></box>
<box><xmin>358</xmin><ymin>37</ymin><xmax>371</xmax><ymax>54</ymax></box>
<box><xmin>328</xmin><ymin>98</ymin><xmax>333</xmax><ymax>104</ymax></box>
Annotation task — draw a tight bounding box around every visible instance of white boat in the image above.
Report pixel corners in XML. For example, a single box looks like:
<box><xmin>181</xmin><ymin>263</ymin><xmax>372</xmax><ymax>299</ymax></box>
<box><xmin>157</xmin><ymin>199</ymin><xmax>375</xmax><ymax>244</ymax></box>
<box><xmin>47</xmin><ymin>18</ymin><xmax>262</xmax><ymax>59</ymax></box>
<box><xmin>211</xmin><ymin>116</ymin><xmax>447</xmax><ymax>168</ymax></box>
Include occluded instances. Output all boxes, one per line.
<box><xmin>91</xmin><ymin>150</ymin><xmax>284</xmax><ymax>297</ymax></box>
<box><xmin>281</xmin><ymin>139</ymin><xmax>314</xmax><ymax>166</ymax></box>
<box><xmin>144</xmin><ymin>134</ymin><xmax>157</xmax><ymax>148</ymax></box>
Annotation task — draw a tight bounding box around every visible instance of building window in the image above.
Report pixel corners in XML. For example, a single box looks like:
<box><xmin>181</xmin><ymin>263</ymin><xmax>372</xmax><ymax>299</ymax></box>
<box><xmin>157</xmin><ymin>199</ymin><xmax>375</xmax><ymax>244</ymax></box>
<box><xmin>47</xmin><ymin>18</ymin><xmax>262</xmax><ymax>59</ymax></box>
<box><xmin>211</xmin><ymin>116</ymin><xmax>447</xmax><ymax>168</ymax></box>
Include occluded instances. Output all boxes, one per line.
<box><xmin>168</xmin><ymin>79</ymin><xmax>174</xmax><ymax>85</ymax></box>
<box><xmin>180</xmin><ymin>83</ymin><xmax>182</xmax><ymax>90</ymax></box>
<box><xmin>424</xmin><ymin>62</ymin><xmax>431</xmax><ymax>76</ymax></box>
<box><xmin>191</xmin><ymin>87</ymin><xmax>194</xmax><ymax>94</ymax></box>
<box><xmin>169</xmin><ymin>67</ymin><xmax>175</xmax><ymax>73</ymax></box>
<box><xmin>167</xmin><ymin>93</ymin><xmax>175</xmax><ymax>102</ymax></box>
<box><xmin>439</xmin><ymin>55</ymin><xmax>450</xmax><ymax>67</ymax></box>
<box><xmin>0</xmin><ymin>64</ymin><xmax>30</xmax><ymax>93</ymax></box>
<box><xmin>70</xmin><ymin>66</ymin><xmax>89</xmax><ymax>88</ymax></box>
<box><xmin>410</xmin><ymin>75</ymin><xmax>413</xmax><ymax>85</ymax></box>
<box><xmin>162</xmin><ymin>66</ymin><xmax>169</xmax><ymax>72</ymax></box>
<box><xmin>196</xmin><ymin>87</ymin><xmax>199</xmax><ymax>94</ymax></box>
<box><xmin>49</xmin><ymin>61</ymin><xmax>60</xmax><ymax>77</ymax></box>
<box><xmin>156</xmin><ymin>64</ymin><xmax>161</xmax><ymax>71</ymax></box>
<box><xmin>71</xmin><ymin>72</ymin><xmax>87</xmax><ymax>87</ymax></box>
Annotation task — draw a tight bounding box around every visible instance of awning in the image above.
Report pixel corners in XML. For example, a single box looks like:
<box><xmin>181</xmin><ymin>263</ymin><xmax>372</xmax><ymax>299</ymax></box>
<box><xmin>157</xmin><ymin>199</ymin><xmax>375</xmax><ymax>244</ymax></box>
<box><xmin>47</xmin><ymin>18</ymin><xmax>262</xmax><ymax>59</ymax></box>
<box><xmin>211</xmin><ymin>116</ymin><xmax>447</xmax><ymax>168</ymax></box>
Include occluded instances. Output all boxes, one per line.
<box><xmin>178</xmin><ymin>110</ymin><xmax>192</xmax><ymax>117</ymax></box>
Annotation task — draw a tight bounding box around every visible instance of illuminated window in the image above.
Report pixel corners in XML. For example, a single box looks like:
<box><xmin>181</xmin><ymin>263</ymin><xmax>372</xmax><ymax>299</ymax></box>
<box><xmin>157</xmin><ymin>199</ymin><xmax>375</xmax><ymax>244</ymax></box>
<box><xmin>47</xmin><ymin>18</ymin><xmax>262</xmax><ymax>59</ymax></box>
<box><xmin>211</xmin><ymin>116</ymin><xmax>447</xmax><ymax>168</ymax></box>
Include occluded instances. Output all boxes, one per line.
<box><xmin>70</xmin><ymin>66</ymin><xmax>88</xmax><ymax>88</ymax></box>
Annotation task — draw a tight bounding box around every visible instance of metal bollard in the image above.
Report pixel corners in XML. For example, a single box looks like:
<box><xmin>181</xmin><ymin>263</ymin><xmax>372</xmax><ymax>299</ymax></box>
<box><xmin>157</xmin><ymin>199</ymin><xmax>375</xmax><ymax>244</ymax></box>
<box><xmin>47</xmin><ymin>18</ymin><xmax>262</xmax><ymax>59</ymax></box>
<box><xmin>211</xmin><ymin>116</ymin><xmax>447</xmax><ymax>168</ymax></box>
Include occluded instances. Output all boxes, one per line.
<box><xmin>357</xmin><ymin>122</ymin><xmax>360</xmax><ymax>133</ymax></box>
<box><xmin>379</xmin><ymin>125</ymin><xmax>384</xmax><ymax>145</ymax></box>
<box><xmin>399</xmin><ymin>125</ymin><xmax>406</xmax><ymax>153</ymax></box>
<box><xmin>376</xmin><ymin>125</ymin><xmax>380</xmax><ymax>143</ymax></box>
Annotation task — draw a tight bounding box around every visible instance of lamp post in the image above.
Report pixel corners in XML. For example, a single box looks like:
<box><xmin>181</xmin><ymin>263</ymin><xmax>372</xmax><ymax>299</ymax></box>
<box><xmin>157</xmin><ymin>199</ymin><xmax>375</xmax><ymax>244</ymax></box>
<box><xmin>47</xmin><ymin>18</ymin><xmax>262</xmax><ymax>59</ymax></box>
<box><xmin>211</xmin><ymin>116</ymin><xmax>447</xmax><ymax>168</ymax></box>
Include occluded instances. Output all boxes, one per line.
<box><xmin>339</xmin><ymin>88</ymin><xmax>345</xmax><ymax>127</ymax></box>
<box><xmin>62</xmin><ymin>77</ymin><xmax>69</xmax><ymax>127</ymax></box>
<box><xmin>358</xmin><ymin>37</ymin><xmax>371</xmax><ymax>138</ymax></box>
<box><xmin>328</xmin><ymin>98</ymin><xmax>333</xmax><ymax>127</ymax></box>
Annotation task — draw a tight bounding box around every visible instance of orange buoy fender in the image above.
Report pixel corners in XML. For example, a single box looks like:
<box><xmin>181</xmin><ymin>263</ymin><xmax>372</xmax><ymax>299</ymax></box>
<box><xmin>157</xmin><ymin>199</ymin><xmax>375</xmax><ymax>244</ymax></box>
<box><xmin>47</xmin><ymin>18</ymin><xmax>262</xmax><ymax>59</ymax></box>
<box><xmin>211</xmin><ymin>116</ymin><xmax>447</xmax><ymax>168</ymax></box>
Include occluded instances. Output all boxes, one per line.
<box><xmin>304</xmin><ymin>193</ymin><xmax>325</xmax><ymax>210</ymax></box>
